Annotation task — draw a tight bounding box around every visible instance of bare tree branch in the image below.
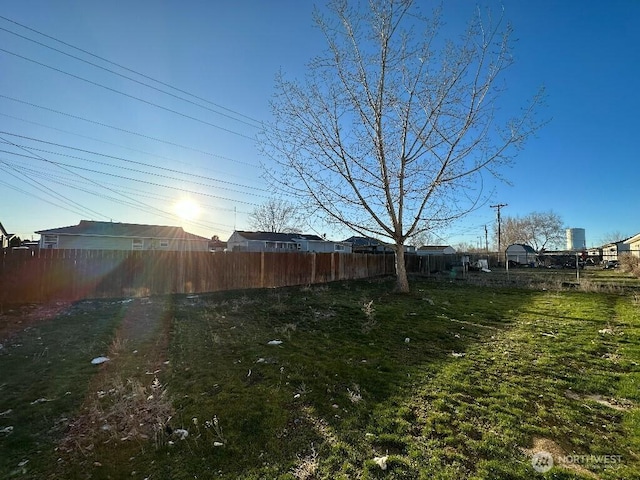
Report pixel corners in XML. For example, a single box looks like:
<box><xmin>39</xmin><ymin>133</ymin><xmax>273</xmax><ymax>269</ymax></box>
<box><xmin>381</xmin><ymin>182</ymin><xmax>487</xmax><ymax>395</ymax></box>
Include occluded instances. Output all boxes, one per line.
<box><xmin>260</xmin><ymin>0</ymin><xmax>545</xmax><ymax>292</ymax></box>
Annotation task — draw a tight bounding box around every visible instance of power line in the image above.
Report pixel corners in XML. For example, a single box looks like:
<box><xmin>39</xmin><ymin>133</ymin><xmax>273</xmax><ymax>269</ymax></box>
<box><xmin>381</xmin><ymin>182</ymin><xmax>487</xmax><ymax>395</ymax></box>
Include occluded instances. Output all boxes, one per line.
<box><xmin>0</xmin><ymin>159</ymin><xmax>110</xmax><ymax>220</ymax></box>
<box><xmin>0</xmin><ymin>95</ymin><xmax>259</xmax><ymax>167</ymax></box>
<box><xmin>0</xmin><ymin>24</ymin><xmax>263</xmax><ymax>130</ymax></box>
<box><xmin>0</xmin><ymin>47</ymin><xmax>257</xmax><ymax>140</ymax></box>
<box><xmin>0</xmin><ymin>112</ymin><xmax>260</xmax><ymax>182</ymax></box>
<box><xmin>0</xmin><ymin>14</ymin><xmax>266</xmax><ymax>128</ymax></box>
<box><xmin>0</xmin><ymin>135</ymin><xmax>257</xmax><ymax>234</ymax></box>
<box><xmin>0</xmin><ymin>130</ymin><xmax>272</xmax><ymax>195</ymax></box>
<box><xmin>0</xmin><ymin>165</ymin><xmax>106</xmax><ymax>219</ymax></box>
<box><xmin>0</xmin><ymin>150</ymin><xmax>261</xmax><ymax>207</ymax></box>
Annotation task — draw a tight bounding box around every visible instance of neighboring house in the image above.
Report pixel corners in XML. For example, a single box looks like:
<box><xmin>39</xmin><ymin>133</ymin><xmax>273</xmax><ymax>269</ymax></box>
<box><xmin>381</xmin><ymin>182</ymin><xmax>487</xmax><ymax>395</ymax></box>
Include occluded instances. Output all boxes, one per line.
<box><xmin>0</xmin><ymin>222</ymin><xmax>19</xmax><ymax>249</ymax></box>
<box><xmin>416</xmin><ymin>245</ymin><xmax>457</xmax><ymax>256</ymax></box>
<box><xmin>601</xmin><ymin>239</ymin><xmax>631</xmax><ymax>262</ymax></box>
<box><xmin>625</xmin><ymin>232</ymin><xmax>640</xmax><ymax>258</ymax></box>
<box><xmin>344</xmin><ymin>236</ymin><xmax>416</xmax><ymax>254</ymax></box>
<box><xmin>345</xmin><ymin>236</ymin><xmax>393</xmax><ymax>254</ymax></box>
<box><xmin>227</xmin><ymin>231</ymin><xmax>352</xmax><ymax>253</ymax></box>
<box><xmin>505</xmin><ymin>243</ymin><xmax>537</xmax><ymax>266</ymax></box>
<box><xmin>35</xmin><ymin>220</ymin><xmax>211</xmax><ymax>251</ymax></box>
<box><xmin>208</xmin><ymin>235</ymin><xmax>227</xmax><ymax>252</ymax></box>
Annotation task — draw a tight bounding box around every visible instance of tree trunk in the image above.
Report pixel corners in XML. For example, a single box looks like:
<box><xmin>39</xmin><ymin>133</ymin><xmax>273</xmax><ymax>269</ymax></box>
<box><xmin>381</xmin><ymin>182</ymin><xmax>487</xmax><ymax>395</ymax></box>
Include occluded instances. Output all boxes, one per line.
<box><xmin>394</xmin><ymin>244</ymin><xmax>410</xmax><ymax>293</ymax></box>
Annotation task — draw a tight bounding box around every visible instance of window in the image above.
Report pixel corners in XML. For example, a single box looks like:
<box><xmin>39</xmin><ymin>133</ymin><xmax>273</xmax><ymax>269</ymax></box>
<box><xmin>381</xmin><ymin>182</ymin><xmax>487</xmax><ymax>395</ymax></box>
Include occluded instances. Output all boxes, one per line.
<box><xmin>335</xmin><ymin>244</ymin><xmax>345</xmax><ymax>251</ymax></box>
<box><xmin>132</xmin><ymin>238</ymin><xmax>144</xmax><ymax>250</ymax></box>
<box><xmin>43</xmin><ymin>234</ymin><xmax>58</xmax><ymax>249</ymax></box>
<box><xmin>159</xmin><ymin>240</ymin><xmax>169</xmax><ymax>248</ymax></box>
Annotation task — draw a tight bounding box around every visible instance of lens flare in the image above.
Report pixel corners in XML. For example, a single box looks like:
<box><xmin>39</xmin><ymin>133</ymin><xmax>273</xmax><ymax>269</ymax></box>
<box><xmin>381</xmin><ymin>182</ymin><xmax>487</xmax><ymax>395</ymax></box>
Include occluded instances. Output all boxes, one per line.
<box><xmin>174</xmin><ymin>199</ymin><xmax>200</xmax><ymax>221</ymax></box>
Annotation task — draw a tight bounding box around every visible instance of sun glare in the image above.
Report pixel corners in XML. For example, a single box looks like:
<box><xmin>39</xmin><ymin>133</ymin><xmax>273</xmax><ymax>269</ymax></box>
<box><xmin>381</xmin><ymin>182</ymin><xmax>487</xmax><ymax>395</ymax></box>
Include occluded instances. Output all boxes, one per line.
<box><xmin>174</xmin><ymin>199</ymin><xmax>201</xmax><ymax>221</ymax></box>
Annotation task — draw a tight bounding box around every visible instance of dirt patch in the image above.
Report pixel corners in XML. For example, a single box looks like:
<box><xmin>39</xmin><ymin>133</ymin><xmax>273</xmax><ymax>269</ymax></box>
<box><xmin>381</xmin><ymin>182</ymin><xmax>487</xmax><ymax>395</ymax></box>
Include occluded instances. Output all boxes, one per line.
<box><xmin>58</xmin><ymin>297</ymin><xmax>175</xmax><ymax>459</ymax></box>
<box><xmin>564</xmin><ymin>390</ymin><xmax>634</xmax><ymax>411</ymax></box>
<box><xmin>522</xmin><ymin>437</ymin><xmax>600</xmax><ymax>479</ymax></box>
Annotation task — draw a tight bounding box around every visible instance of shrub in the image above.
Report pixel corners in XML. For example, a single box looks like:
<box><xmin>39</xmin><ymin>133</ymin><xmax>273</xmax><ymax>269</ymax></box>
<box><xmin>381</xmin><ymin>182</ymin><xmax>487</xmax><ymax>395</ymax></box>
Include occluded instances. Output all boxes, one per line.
<box><xmin>619</xmin><ymin>253</ymin><xmax>640</xmax><ymax>278</ymax></box>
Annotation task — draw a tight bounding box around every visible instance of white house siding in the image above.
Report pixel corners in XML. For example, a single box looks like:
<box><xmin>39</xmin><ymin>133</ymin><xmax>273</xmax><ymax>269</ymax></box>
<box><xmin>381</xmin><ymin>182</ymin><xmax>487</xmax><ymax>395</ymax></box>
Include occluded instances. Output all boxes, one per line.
<box><xmin>45</xmin><ymin>235</ymin><xmax>209</xmax><ymax>251</ymax></box>
<box><xmin>626</xmin><ymin>233</ymin><xmax>640</xmax><ymax>258</ymax></box>
<box><xmin>227</xmin><ymin>231</ymin><xmax>352</xmax><ymax>253</ymax></box>
<box><xmin>602</xmin><ymin>242</ymin><xmax>631</xmax><ymax>262</ymax></box>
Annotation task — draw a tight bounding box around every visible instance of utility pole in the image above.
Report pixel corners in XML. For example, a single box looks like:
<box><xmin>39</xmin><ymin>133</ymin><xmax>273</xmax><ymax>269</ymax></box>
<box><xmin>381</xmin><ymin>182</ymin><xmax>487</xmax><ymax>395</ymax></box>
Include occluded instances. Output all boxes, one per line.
<box><xmin>484</xmin><ymin>225</ymin><xmax>489</xmax><ymax>252</ymax></box>
<box><xmin>490</xmin><ymin>203</ymin><xmax>507</xmax><ymax>261</ymax></box>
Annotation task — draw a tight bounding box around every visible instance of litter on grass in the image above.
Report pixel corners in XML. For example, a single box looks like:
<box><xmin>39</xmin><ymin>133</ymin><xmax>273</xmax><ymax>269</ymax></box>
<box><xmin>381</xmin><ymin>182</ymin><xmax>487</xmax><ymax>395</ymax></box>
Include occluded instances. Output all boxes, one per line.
<box><xmin>173</xmin><ymin>428</ymin><xmax>189</xmax><ymax>440</ymax></box>
<box><xmin>267</xmin><ymin>340</ymin><xmax>283</xmax><ymax>345</ymax></box>
<box><xmin>91</xmin><ymin>356</ymin><xmax>110</xmax><ymax>365</ymax></box>
<box><xmin>373</xmin><ymin>455</ymin><xmax>388</xmax><ymax>470</ymax></box>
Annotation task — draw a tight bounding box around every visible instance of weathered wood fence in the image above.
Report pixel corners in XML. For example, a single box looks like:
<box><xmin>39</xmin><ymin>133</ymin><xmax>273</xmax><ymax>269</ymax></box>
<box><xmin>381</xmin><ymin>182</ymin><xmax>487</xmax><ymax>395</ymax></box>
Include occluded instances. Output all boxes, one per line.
<box><xmin>0</xmin><ymin>249</ymin><xmax>398</xmax><ymax>304</ymax></box>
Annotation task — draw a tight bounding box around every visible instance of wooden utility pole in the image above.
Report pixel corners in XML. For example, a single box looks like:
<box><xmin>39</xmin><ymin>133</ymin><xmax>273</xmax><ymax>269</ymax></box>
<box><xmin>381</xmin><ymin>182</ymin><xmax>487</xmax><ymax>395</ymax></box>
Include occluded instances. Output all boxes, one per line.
<box><xmin>490</xmin><ymin>203</ymin><xmax>508</xmax><ymax>259</ymax></box>
<box><xmin>484</xmin><ymin>225</ymin><xmax>489</xmax><ymax>252</ymax></box>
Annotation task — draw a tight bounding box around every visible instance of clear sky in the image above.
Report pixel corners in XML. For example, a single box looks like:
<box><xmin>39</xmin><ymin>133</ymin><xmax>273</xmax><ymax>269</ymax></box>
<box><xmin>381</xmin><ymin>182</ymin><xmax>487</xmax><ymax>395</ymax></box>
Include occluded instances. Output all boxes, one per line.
<box><xmin>1</xmin><ymin>0</ymin><xmax>638</xmax><ymax>248</ymax></box>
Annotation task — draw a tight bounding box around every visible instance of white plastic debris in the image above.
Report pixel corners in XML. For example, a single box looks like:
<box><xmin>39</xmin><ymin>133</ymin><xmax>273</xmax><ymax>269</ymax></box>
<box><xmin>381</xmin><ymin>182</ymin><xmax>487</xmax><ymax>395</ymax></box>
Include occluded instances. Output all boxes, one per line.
<box><xmin>91</xmin><ymin>356</ymin><xmax>110</xmax><ymax>365</ymax></box>
<box><xmin>404</xmin><ymin>337</ymin><xmax>410</xmax><ymax>343</ymax></box>
<box><xmin>267</xmin><ymin>340</ymin><xmax>283</xmax><ymax>345</ymax></box>
<box><xmin>373</xmin><ymin>455</ymin><xmax>388</xmax><ymax>470</ymax></box>
<box><xmin>213</xmin><ymin>441</ymin><xmax>224</xmax><ymax>447</ymax></box>
<box><xmin>451</xmin><ymin>352</ymin><xmax>465</xmax><ymax>358</ymax></box>
<box><xmin>598</xmin><ymin>328</ymin><xmax>614</xmax><ymax>335</ymax></box>
<box><xmin>174</xmin><ymin>428</ymin><xmax>189</xmax><ymax>440</ymax></box>
<box><xmin>0</xmin><ymin>426</ymin><xmax>14</xmax><ymax>434</ymax></box>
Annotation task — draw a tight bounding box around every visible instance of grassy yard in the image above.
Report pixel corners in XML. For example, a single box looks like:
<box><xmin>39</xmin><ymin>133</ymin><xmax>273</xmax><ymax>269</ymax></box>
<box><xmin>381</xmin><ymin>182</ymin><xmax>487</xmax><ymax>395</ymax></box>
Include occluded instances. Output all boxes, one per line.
<box><xmin>0</xmin><ymin>274</ymin><xmax>638</xmax><ymax>479</ymax></box>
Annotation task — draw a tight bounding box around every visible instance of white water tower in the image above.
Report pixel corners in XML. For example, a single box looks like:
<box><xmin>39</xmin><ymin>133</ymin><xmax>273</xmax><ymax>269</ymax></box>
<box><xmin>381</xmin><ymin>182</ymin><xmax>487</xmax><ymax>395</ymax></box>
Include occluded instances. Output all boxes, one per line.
<box><xmin>566</xmin><ymin>228</ymin><xmax>586</xmax><ymax>250</ymax></box>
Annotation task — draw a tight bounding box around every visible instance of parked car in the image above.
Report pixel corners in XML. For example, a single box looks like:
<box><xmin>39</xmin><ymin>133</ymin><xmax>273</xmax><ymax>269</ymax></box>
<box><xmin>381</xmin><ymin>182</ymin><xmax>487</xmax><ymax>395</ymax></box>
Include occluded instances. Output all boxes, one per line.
<box><xmin>603</xmin><ymin>260</ymin><xmax>619</xmax><ymax>269</ymax></box>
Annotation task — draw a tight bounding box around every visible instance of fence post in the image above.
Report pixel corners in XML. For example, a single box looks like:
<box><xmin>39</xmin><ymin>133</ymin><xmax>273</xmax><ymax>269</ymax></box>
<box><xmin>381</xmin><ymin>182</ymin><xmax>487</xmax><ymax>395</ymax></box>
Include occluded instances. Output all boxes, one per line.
<box><xmin>260</xmin><ymin>251</ymin><xmax>265</xmax><ymax>288</ymax></box>
<box><xmin>331</xmin><ymin>252</ymin><xmax>335</xmax><ymax>282</ymax></box>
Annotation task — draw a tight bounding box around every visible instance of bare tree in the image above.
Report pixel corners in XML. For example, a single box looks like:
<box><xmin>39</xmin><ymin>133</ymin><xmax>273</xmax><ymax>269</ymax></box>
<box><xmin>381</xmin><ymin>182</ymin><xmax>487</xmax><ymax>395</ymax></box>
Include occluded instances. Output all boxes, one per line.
<box><xmin>262</xmin><ymin>0</ymin><xmax>544</xmax><ymax>292</ymax></box>
<box><xmin>599</xmin><ymin>231</ymin><xmax>628</xmax><ymax>245</ymax></box>
<box><xmin>498</xmin><ymin>211</ymin><xmax>564</xmax><ymax>251</ymax></box>
<box><xmin>248</xmin><ymin>198</ymin><xmax>303</xmax><ymax>233</ymax></box>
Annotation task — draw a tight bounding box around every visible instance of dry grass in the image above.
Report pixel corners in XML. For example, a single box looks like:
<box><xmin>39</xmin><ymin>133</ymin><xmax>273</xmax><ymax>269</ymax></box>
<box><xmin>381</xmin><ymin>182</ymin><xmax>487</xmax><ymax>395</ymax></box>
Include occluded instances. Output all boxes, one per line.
<box><xmin>59</xmin><ymin>376</ymin><xmax>174</xmax><ymax>455</ymax></box>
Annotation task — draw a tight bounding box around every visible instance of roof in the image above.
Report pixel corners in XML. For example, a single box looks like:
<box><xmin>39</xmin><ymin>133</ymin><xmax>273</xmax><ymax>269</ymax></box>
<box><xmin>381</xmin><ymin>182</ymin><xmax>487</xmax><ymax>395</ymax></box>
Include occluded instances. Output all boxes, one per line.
<box><xmin>36</xmin><ymin>220</ymin><xmax>209</xmax><ymax>241</ymax></box>
<box><xmin>233</xmin><ymin>231</ymin><xmax>326</xmax><ymax>242</ymax></box>
<box><xmin>343</xmin><ymin>236</ymin><xmax>386</xmax><ymax>247</ymax></box>
<box><xmin>506</xmin><ymin>243</ymin><xmax>537</xmax><ymax>253</ymax></box>
<box><xmin>418</xmin><ymin>245</ymin><xmax>453</xmax><ymax>251</ymax></box>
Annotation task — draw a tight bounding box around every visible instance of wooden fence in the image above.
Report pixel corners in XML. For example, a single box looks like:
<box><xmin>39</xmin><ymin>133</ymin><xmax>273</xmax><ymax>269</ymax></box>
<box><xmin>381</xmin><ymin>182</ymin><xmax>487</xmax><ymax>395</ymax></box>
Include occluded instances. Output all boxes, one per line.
<box><xmin>0</xmin><ymin>249</ymin><xmax>397</xmax><ymax>304</ymax></box>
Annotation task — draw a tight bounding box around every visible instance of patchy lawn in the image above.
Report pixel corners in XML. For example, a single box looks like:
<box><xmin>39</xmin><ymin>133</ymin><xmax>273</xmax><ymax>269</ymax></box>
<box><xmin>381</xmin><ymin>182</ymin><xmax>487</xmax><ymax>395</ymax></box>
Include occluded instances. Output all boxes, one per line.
<box><xmin>0</xmin><ymin>276</ymin><xmax>638</xmax><ymax>479</ymax></box>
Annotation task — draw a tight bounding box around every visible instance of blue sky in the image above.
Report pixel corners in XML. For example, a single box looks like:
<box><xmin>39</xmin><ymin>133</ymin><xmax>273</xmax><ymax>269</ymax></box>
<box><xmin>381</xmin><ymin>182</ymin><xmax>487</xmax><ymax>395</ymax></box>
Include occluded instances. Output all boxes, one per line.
<box><xmin>1</xmin><ymin>1</ymin><xmax>638</xmax><ymax>248</ymax></box>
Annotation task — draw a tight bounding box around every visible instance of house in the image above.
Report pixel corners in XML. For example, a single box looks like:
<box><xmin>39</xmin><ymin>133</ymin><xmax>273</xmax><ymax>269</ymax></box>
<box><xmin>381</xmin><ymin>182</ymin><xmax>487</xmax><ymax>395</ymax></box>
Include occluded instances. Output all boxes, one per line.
<box><xmin>344</xmin><ymin>236</ymin><xmax>393</xmax><ymax>254</ymax></box>
<box><xmin>625</xmin><ymin>232</ymin><xmax>640</xmax><ymax>258</ymax></box>
<box><xmin>226</xmin><ymin>231</ymin><xmax>352</xmax><ymax>253</ymax></box>
<box><xmin>0</xmin><ymin>222</ymin><xmax>19</xmax><ymax>249</ymax></box>
<box><xmin>344</xmin><ymin>236</ymin><xmax>416</xmax><ymax>254</ymax></box>
<box><xmin>416</xmin><ymin>245</ymin><xmax>457</xmax><ymax>256</ymax></box>
<box><xmin>505</xmin><ymin>243</ymin><xmax>537</xmax><ymax>266</ymax></box>
<box><xmin>601</xmin><ymin>239</ymin><xmax>631</xmax><ymax>262</ymax></box>
<box><xmin>208</xmin><ymin>235</ymin><xmax>227</xmax><ymax>252</ymax></box>
<box><xmin>35</xmin><ymin>220</ymin><xmax>211</xmax><ymax>251</ymax></box>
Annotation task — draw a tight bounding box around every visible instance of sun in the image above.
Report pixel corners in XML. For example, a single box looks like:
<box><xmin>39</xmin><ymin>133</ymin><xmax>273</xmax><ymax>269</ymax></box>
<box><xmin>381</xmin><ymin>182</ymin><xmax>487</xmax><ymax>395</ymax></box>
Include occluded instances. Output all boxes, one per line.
<box><xmin>174</xmin><ymin>198</ymin><xmax>201</xmax><ymax>221</ymax></box>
